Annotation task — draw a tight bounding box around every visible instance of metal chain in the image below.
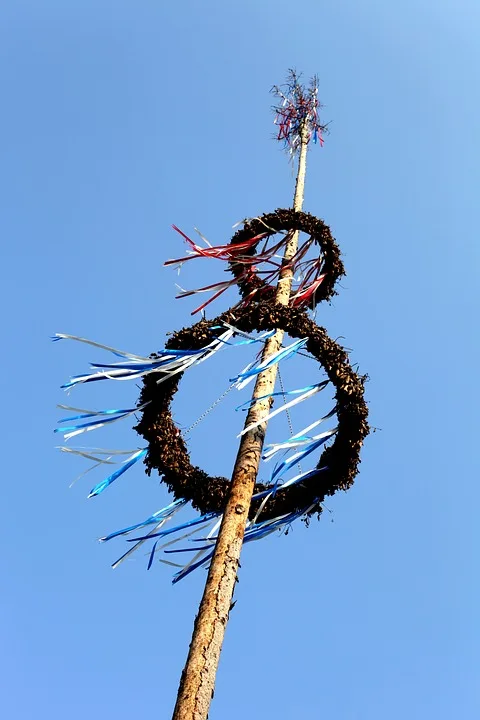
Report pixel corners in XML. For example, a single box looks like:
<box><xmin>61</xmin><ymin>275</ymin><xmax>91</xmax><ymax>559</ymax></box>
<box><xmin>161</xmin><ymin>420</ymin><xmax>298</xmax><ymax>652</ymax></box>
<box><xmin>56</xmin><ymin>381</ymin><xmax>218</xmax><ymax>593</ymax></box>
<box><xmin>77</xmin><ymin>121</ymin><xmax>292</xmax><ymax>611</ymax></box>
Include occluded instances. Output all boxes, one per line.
<box><xmin>277</xmin><ymin>366</ymin><xmax>302</xmax><ymax>475</ymax></box>
<box><xmin>183</xmin><ymin>383</ymin><xmax>236</xmax><ymax>436</ymax></box>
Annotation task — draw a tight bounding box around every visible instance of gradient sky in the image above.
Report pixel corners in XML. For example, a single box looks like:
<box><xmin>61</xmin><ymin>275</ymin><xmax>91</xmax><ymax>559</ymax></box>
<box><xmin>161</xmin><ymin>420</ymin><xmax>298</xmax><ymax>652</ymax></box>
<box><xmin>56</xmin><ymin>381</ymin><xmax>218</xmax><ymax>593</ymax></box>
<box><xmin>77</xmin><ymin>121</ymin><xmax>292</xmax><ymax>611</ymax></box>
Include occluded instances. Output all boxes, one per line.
<box><xmin>1</xmin><ymin>1</ymin><xmax>479</xmax><ymax>718</ymax></box>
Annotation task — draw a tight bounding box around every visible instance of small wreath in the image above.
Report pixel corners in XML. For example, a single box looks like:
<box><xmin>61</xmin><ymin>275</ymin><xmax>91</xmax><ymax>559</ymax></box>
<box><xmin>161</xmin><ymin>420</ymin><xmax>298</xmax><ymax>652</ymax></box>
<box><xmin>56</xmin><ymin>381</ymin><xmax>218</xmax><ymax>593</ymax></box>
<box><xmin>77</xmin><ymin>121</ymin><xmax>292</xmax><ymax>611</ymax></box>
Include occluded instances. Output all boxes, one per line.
<box><xmin>228</xmin><ymin>208</ymin><xmax>345</xmax><ymax>309</ymax></box>
<box><xmin>135</xmin><ymin>302</ymin><xmax>369</xmax><ymax>522</ymax></box>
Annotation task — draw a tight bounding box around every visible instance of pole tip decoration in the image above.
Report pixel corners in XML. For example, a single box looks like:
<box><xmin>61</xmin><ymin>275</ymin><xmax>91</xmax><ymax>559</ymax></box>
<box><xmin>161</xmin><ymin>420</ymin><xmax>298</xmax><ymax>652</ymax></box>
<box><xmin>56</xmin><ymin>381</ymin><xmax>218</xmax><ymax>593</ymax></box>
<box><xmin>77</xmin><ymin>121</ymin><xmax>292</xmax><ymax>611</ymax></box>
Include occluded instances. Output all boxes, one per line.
<box><xmin>272</xmin><ymin>69</ymin><xmax>327</xmax><ymax>157</ymax></box>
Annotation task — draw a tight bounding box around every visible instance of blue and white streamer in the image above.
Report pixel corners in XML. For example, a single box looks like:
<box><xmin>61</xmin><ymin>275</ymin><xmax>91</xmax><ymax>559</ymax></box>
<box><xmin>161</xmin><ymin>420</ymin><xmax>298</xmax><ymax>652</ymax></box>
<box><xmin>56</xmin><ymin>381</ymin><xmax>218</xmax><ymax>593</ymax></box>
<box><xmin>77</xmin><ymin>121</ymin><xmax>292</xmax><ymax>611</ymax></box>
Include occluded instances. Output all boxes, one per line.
<box><xmin>270</xmin><ymin>427</ymin><xmax>338</xmax><ymax>484</ymax></box>
<box><xmin>109</xmin><ymin>501</ymin><xmax>188</xmax><ymax>570</ymax></box>
<box><xmin>235</xmin><ymin>379</ymin><xmax>329</xmax><ymax>412</ymax></box>
<box><xmin>219</xmin><ymin>323</ymin><xmax>276</xmax><ymax>346</ymax></box>
<box><xmin>54</xmin><ymin>404</ymin><xmax>148</xmax><ymax>441</ymax></box>
<box><xmin>237</xmin><ymin>382</ymin><xmax>330</xmax><ymax>438</ymax></box>
<box><xmin>167</xmin><ymin>503</ymin><xmax>318</xmax><ymax>583</ymax></box>
<box><xmin>57</xmin><ymin>445</ymin><xmax>143</xmax><ymax>488</ymax></box>
<box><xmin>262</xmin><ymin>411</ymin><xmax>337</xmax><ymax>461</ymax></box>
<box><xmin>87</xmin><ymin>448</ymin><xmax>147</xmax><ymax>498</ymax></box>
<box><xmin>55</xmin><ymin>329</ymin><xmax>235</xmax><ymax>390</ymax></box>
<box><xmin>230</xmin><ymin>337</ymin><xmax>308</xmax><ymax>390</ymax></box>
<box><xmin>52</xmin><ymin>333</ymin><xmax>151</xmax><ymax>361</ymax></box>
<box><xmin>101</xmin><ymin>455</ymin><xmax>329</xmax><ymax>581</ymax></box>
<box><xmin>99</xmin><ymin>499</ymin><xmax>187</xmax><ymax>542</ymax></box>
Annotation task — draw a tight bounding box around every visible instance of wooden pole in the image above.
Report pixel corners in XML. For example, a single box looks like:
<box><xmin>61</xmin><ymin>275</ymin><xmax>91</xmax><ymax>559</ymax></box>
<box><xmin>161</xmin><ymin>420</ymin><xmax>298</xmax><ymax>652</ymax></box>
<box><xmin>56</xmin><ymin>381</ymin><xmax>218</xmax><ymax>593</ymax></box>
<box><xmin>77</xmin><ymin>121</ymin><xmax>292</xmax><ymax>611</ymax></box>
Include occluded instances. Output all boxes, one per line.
<box><xmin>172</xmin><ymin>122</ymin><xmax>310</xmax><ymax>720</ymax></box>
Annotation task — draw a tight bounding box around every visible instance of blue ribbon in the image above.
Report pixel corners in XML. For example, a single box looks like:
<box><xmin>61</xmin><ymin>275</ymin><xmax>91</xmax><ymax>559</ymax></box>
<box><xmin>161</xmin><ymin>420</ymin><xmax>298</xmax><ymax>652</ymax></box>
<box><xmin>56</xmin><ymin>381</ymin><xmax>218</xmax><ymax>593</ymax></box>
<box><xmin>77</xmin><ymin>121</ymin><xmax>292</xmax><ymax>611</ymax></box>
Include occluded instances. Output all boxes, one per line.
<box><xmin>270</xmin><ymin>432</ymin><xmax>337</xmax><ymax>483</ymax></box>
<box><xmin>99</xmin><ymin>499</ymin><xmax>186</xmax><ymax>542</ymax></box>
<box><xmin>88</xmin><ymin>449</ymin><xmax>147</xmax><ymax>498</ymax></box>
<box><xmin>126</xmin><ymin>511</ymin><xmax>220</xmax><ymax>542</ymax></box>
<box><xmin>230</xmin><ymin>338</ymin><xmax>308</xmax><ymax>383</ymax></box>
<box><xmin>235</xmin><ymin>380</ymin><xmax>328</xmax><ymax>412</ymax></box>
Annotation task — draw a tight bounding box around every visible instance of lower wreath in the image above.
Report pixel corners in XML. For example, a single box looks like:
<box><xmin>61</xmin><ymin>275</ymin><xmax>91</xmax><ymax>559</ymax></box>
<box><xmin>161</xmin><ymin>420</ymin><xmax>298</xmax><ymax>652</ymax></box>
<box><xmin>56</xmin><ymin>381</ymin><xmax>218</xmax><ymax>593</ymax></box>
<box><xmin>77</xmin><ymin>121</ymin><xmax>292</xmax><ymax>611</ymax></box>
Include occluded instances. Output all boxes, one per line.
<box><xmin>135</xmin><ymin>302</ymin><xmax>369</xmax><ymax>523</ymax></box>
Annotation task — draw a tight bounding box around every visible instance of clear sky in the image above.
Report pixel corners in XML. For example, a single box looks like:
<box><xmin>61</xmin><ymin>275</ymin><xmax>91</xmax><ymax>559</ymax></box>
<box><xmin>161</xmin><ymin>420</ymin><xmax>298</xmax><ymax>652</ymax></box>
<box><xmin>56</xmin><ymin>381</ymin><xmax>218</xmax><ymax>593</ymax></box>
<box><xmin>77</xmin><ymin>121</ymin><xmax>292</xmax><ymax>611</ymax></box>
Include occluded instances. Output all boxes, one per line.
<box><xmin>1</xmin><ymin>1</ymin><xmax>479</xmax><ymax>718</ymax></box>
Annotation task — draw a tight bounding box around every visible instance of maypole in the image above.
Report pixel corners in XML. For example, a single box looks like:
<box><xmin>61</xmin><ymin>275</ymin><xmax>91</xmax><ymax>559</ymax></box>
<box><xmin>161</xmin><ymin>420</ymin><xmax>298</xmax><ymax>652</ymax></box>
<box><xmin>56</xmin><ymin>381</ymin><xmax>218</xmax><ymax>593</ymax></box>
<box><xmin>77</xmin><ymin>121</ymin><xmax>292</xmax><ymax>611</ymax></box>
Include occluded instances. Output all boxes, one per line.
<box><xmin>171</xmin><ymin>72</ymin><xmax>320</xmax><ymax>720</ymax></box>
<box><xmin>53</xmin><ymin>71</ymin><xmax>370</xmax><ymax>720</ymax></box>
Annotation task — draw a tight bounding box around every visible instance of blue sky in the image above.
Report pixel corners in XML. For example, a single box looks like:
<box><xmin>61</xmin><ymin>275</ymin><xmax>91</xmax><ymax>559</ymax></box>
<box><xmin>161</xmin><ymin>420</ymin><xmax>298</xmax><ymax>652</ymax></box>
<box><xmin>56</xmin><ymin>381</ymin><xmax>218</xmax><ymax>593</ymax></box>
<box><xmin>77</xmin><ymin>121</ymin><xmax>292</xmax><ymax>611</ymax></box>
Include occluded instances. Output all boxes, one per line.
<box><xmin>1</xmin><ymin>1</ymin><xmax>479</xmax><ymax>718</ymax></box>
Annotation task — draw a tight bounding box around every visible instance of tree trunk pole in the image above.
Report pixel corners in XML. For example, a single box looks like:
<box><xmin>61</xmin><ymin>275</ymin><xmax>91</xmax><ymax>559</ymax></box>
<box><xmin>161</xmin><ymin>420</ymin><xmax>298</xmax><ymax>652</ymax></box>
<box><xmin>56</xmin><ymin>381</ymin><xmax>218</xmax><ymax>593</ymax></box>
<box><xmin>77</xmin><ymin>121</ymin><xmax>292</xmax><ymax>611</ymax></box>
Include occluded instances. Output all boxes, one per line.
<box><xmin>172</xmin><ymin>124</ymin><xmax>309</xmax><ymax>720</ymax></box>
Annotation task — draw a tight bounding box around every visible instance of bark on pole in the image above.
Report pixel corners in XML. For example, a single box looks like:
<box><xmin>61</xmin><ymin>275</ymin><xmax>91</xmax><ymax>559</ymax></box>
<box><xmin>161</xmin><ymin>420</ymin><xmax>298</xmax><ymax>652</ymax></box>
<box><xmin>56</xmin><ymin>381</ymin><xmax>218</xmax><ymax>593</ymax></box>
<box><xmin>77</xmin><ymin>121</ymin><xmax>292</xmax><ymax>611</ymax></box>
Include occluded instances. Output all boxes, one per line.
<box><xmin>171</xmin><ymin>123</ymin><xmax>309</xmax><ymax>720</ymax></box>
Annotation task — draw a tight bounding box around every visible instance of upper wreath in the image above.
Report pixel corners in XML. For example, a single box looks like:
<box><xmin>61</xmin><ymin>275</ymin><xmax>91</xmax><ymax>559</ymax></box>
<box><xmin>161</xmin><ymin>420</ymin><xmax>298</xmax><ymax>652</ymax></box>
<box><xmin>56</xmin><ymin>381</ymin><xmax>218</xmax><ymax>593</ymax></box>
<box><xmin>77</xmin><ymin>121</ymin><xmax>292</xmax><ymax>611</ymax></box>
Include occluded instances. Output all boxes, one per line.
<box><xmin>164</xmin><ymin>209</ymin><xmax>345</xmax><ymax>316</ymax></box>
<box><xmin>228</xmin><ymin>208</ymin><xmax>345</xmax><ymax>310</ymax></box>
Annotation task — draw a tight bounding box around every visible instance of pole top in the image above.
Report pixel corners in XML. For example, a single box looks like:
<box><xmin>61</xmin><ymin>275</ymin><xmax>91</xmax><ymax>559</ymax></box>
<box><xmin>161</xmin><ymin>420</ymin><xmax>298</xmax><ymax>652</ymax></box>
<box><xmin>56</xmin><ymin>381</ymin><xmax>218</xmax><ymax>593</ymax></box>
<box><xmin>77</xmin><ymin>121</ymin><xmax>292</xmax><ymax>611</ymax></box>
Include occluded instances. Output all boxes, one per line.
<box><xmin>272</xmin><ymin>69</ymin><xmax>326</xmax><ymax>159</ymax></box>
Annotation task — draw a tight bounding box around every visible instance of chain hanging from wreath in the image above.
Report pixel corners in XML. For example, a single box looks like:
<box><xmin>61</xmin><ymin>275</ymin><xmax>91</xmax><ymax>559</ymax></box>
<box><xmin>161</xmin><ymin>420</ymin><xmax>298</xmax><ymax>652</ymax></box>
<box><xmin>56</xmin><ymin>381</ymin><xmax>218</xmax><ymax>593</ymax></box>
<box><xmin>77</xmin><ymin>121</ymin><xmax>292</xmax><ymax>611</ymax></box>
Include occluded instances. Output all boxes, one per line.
<box><xmin>53</xmin><ymin>71</ymin><xmax>369</xmax><ymax>583</ymax></box>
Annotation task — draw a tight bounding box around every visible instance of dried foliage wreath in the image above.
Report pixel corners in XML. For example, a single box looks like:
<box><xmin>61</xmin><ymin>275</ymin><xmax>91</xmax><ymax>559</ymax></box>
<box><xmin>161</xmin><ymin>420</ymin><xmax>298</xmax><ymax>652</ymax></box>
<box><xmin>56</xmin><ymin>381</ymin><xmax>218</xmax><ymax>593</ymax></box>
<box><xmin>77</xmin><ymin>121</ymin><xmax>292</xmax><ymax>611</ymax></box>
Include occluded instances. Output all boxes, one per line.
<box><xmin>228</xmin><ymin>208</ymin><xmax>345</xmax><ymax>309</ymax></box>
<box><xmin>135</xmin><ymin>302</ymin><xmax>369</xmax><ymax>522</ymax></box>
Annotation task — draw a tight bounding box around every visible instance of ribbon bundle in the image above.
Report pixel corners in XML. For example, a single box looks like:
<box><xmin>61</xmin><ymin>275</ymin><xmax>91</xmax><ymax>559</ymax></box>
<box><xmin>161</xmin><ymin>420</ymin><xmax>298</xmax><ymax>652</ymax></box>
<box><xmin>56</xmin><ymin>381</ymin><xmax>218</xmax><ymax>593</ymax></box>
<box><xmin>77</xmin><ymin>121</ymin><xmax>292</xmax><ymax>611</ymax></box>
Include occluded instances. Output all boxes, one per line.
<box><xmin>164</xmin><ymin>222</ymin><xmax>328</xmax><ymax>316</ymax></box>
<box><xmin>272</xmin><ymin>70</ymin><xmax>326</xmax><ymax>157</ymax></box>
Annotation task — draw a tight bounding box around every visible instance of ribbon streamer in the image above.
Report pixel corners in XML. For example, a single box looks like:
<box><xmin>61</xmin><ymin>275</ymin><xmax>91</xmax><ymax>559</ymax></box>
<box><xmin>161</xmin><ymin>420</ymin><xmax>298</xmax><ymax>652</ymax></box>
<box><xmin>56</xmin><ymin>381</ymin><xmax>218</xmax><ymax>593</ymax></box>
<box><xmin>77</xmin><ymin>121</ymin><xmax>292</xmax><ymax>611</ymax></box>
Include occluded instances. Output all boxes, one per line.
<box><xmin>166</xmin><ymin>219</ymin><xmax>328</xmax><ymax>313</ymax></box>
<box><xmin>56</xmin><ymin>446</ymin><xmax>142</xmax><ymax>488</ymax></box>
<box><xmin>88</xmin><ymin>448</ymin><xmax>147</xmax><ymax>498</ymax></box>
<box><xmin>165</xmin><ymin>226</ymin><xmax>269</xmax><ymax>267</ymax></box>
<box><xmin>272</xmin><ymin>72</ymin><xmax>324</xmax><ymax>157</ymax></box>
<box><xmin>102</xmin><ymin>465</ymin><xmax>327</xmax><ymax>581</ymax></box>
<box><xmin>58</xmin><ymin>329</ymin><xmax>235</xmax><ymax>390</ymax></box>
<box><xmin>262</xmin><ymin>409</ymin><xmax>337</xmax><ymax>461</ymax></box>
<box><xmin>230</xmin><ymin>337</ymin><xmax>308</xmax><ymax>390</ymax></box>
<box><xmin>270</xmin><ymin>428</ymin><xmax>338</xmax><ymax>484</ymax></box>
<box><xmin>168</xmin><ymin>504</ymin><xmax>318</xmax><ymax>583</ymax></box>
<box><xmin>52</xmin><ymin>333</ymin><xmax>150</xmax><ymax>361</ymax></box>
<box><xmin>99</xmin><ymin>499</ymin><xmax>187</xmax><ymax>542</ymax></box>
<box><xmin>237</xmin><ymin>381</ymin><xmax>329</xmax><ymax>437</ymax></box>
<box><xmin>54</xmin><ymin>405</ymin><xmax>147</xmax><ymax>441</ymax></box>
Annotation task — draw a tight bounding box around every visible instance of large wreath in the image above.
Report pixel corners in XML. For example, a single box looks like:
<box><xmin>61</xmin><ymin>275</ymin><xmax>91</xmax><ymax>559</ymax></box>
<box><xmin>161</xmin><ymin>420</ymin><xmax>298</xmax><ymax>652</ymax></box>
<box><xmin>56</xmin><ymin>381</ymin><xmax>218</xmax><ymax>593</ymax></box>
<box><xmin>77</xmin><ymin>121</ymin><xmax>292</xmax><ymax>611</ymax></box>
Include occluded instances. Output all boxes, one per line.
<box><xmin>135</xmin><ymin>302</ymin><xmax>369</xmax><ymax>522</ymax></box>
